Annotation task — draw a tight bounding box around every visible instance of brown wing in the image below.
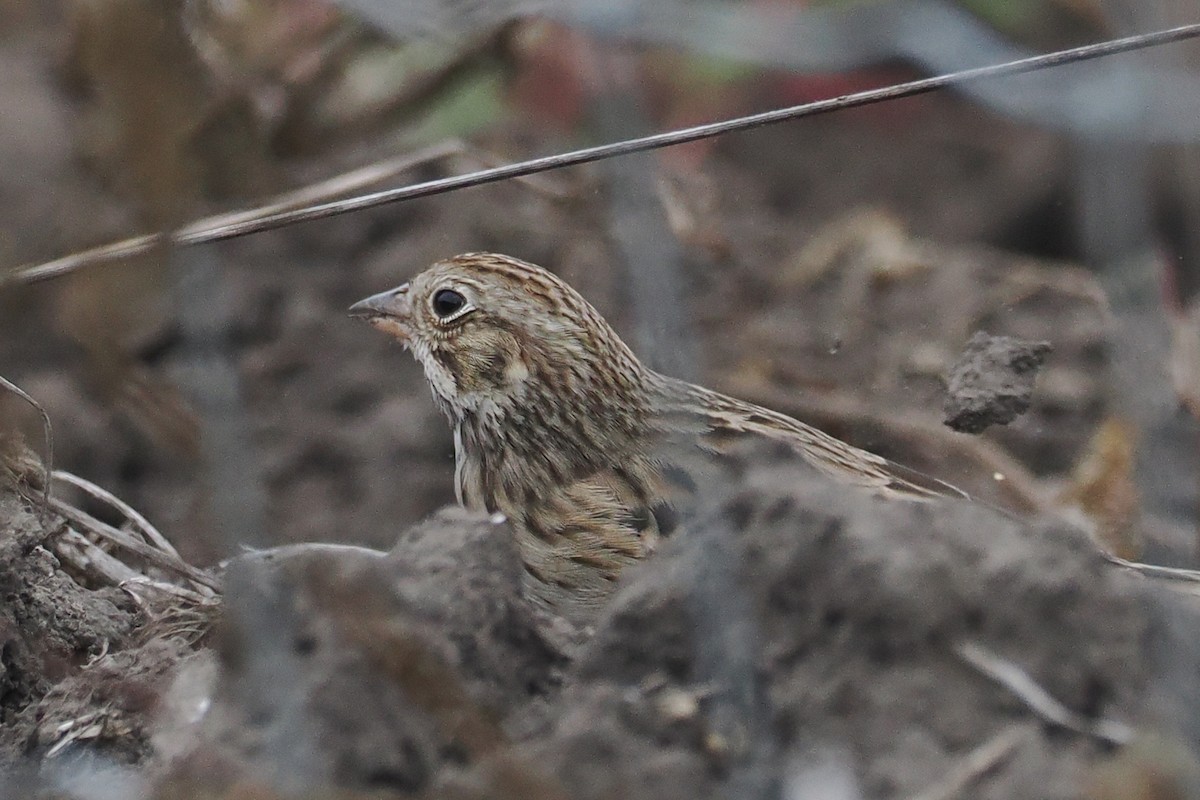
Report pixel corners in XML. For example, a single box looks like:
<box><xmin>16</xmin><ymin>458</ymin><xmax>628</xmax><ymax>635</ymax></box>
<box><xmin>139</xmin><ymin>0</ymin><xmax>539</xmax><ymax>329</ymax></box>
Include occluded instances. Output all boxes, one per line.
<box><xmin>646</xmin><ymin>376</ymin><xmax>969</xmax><ymax>503</ymax></box>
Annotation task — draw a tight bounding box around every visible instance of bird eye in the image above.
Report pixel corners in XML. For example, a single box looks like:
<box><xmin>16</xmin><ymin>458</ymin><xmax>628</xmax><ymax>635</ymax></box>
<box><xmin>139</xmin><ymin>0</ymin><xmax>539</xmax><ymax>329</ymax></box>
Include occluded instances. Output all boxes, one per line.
<box><xmin>431</xmin><ymin>288</ymin><xmax>467</xmax><ymax>318</ymax></box>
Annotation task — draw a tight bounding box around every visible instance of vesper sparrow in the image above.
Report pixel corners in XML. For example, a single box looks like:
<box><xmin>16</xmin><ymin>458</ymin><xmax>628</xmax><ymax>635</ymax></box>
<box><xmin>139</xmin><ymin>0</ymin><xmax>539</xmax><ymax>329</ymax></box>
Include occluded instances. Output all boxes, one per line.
<box><xmin>351</xmin><ymin>253</ymin><xmax>963</xmax><ymax>619</ymax></box>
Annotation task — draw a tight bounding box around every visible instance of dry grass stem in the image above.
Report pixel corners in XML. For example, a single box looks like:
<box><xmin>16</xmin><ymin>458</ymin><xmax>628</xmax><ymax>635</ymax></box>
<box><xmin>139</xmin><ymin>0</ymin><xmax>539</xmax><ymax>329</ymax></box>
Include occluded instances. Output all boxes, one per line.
<box><xmin>905</xmin><ymin>723</ymin><xmax>1035</xmax><ymax>800</ymax></box>
<box><xmin>120</xmin><ymin>578</ymin><xmax>220</xmax><ymax>645</ymax></box>
<box><xmin>53</xmin><ymin>469</ymin><xmax>180</xmax><ymax>560</ymax></box>
<box><xmin>183</xmin><ymin>140</ymin><xmax>467</xmax><ymax>234</ymax></box>
<box><xmin>1102</xmin><ymin>553</ymin><xmax>1200</xmax><ymax>584</ymax></box>
<box><xmin>49</xmin><ymin>497</ymin><xmax>220</xmax><ymax>593</ymax></box>
<box><xmin>4</xmin><ymin>140</ymin><xmax>568</xmax><ymax>287</ymax></box>
<box><xmin>955</xmin><ymin>642</ymin><xmax>1133</xmax><ymax>746</ymax></box>
<box><xmin>43</xmin><ymin>710</ymin><xmax>129</xmax><ymax>759</ymax></box>
<box><xmin>53</xmin><ymin>528</ymin><xmax>146</xmax><ymax>587</ymax></box>
<box><xmin>0</xmin><ymin>374</ymin><xmax>53</xmax><ymax>503</ymax></box>
<box><xmin>6</xmin><ymin>24</ymin><xmax>1197</xmax><ymax>289</ymax></box>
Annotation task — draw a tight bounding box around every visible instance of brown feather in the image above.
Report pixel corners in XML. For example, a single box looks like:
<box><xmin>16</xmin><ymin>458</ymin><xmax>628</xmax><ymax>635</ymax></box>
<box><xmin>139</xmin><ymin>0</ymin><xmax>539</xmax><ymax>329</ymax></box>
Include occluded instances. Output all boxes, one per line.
<box><xmin>353</xmin><ymin>252</ymin><xmax>965</xmax><ymax>621</ymax></box>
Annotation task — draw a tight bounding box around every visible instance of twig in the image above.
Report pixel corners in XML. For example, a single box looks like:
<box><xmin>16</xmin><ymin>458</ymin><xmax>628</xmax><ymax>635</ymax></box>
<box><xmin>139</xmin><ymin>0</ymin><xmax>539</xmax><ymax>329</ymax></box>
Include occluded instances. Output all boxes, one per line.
<box><xmin>44</xmin><ymin>711</ymin><xmax>120</xmax><ymax>759</ymax></box>
<box><xmin>192</xmin><ymin>140</ymin><xmax>465</xmax><ymax>230</ymax></box>
<box><xmin>120</xmin><ymin>576</ymin><xmax>214</xmax><ymax>607</ymax></box>
<box><xmin>1102</xmin><ymin>552</ymin><xmax>1200</xmax><ymax>584</ymax></box>
<box><xmin>5</xmin><ymin>24</ymin><xmax>1200</xmax><ymax>285</ymax></box>
<box><xmin>905</xmin><ymin>723</ymin><xmax>1034</xmax><ymax>800</ymax></box>
<box><xmin>52</xmin><ymin>530</ymin><xmax>145</xmax><ymax>586</ymax></box>
<box><xmin>955</xmin><ymin>641</ymin><xmax>1134</xmax><ymax>746</ymax></box>
<box><xmin>0</xmin><ymin>374</ymin><xmax>53</xmax><ymax>504</ymax></box>
<box><xmin>4</xmin><ymin>139</ymin><xmax>565</xmax><ymax>287</ymax></box>
<box><xmin>4</xmin><ymin>140</ymin><xmax>458</xmax><ymax>285</ymax></box>
<box><xmin>52</xmin><ymin>470</ymin><xmax>179</xmax><ymax>559</ymax></box>
<box><xmin>49</xmin><ymin>498</ymin><xmax>220</xmax><ymax>593</ymax></box>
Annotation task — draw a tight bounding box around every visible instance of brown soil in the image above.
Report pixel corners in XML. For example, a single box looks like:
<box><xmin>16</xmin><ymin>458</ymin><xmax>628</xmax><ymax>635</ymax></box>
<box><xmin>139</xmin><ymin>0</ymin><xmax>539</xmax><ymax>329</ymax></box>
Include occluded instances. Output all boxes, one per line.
<box><xmin>151</xmin><ymin>456</ymin><xmax>1200</xmax><ymax>799</ymax></box>
<box><xmin>2</xmin><ymin>8</ymin><xmax>1199</xmax><ymax>800</ymax></box>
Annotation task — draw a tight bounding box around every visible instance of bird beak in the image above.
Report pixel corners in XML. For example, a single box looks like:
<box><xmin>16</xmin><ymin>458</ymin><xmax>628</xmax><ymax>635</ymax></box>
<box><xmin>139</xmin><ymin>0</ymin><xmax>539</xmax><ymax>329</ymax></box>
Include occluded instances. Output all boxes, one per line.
<box><xmin>348</xmin><ymin>283</ymin><xmax>412</xmax><ymax>341</ymax></box>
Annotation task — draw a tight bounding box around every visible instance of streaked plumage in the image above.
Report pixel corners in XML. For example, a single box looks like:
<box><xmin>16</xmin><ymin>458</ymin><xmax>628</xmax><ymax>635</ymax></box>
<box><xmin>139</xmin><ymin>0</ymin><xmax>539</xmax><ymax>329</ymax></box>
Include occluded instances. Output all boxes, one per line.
<box><xmin>351</xmin><ymin>252</ymin><xmax>962</xmax><ymax>619</ymax></box>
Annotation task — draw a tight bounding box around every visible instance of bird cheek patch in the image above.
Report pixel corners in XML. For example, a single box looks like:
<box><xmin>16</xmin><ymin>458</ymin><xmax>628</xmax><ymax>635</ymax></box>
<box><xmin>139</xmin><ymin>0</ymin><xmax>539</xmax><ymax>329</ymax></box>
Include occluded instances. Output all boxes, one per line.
<box><xmin>470</xmin><ymin>332</ymin><xmax>527</xmax><ymax>391</ymax></box>
<box><xmin>504</xmin><ymin>357</ymin><xmax>530</xmax><ymax>385</ymax></box>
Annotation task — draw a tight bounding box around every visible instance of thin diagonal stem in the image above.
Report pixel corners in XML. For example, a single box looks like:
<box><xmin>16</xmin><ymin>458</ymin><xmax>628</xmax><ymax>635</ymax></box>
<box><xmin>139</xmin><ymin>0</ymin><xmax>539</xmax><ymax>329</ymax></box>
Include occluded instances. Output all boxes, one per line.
<box><xmin>5</xmin><ymin>22</ymin><xmax>1200</xmax><ymax>286</ymax></box>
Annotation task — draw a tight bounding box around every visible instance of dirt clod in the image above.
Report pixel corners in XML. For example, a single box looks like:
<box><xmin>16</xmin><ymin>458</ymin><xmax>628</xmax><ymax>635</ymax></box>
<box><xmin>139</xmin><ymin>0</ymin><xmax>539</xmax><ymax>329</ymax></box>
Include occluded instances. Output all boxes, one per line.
<box><xmin>4</xmin><ymin>435</ymin><xmax>1200</xmax><ymax>800</ymax></box>
<box><xmin>944</xmin><ymin>331</ymin><xmax>1053</xmax><ymax>434</ymax></box>
<box><xmin>164</xmin><ymin>522</ymin><xmax>564</xmax><ymax>795</ymax></box>
<box><xmin>0</xmin><ymin>487</ymin><xmax>163</xmax><ymax>765</ymax></box>
<box><xmin>550</xmin><ymin>454</ymin><xmax>1154</xmax><ymax>800</ymax></box>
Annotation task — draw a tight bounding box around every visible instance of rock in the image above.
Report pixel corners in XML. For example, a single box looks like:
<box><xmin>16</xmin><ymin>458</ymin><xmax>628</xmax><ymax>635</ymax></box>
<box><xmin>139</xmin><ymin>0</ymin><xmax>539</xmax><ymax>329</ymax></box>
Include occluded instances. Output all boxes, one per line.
<box><xmin>386</xmin><ymin>507</ymin><xmax>568</xmax><ymax>712</ymax></box>
<box><xmin>536</xmin><ymin>453</ymin><xmax>1174</xmax><ymax>800</ymax></box>
<box><xmin>166</xmin><ymin>511</ymin><xmax>562</xmax><ymax>795</ymax></box>
<box><xmin>944</xmin><ymin>332</ymin><xmax>1053</xmax><ymax>434</ymax></box>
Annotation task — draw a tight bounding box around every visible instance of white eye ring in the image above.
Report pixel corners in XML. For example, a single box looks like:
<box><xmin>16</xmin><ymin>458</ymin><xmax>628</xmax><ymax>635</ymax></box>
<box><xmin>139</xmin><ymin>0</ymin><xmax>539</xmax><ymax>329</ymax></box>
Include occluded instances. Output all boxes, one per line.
<box><xmin>431</xmin><ymin>288</ymin><xmax>471</xmax><ymax>320</ymax></box>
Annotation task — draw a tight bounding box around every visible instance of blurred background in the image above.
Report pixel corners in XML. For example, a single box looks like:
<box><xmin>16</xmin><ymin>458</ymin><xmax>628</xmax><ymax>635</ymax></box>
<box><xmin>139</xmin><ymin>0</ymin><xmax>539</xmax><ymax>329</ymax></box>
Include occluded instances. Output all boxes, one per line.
<box><xmin>1</xmin><ymin>0</ymin><xmax>1197</xmax><ymax>566</ymax></box>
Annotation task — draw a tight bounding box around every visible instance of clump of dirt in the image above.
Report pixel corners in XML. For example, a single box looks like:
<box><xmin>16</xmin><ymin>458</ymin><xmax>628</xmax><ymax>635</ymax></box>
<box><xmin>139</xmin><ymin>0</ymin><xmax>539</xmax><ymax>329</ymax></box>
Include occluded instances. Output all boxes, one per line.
<box><xmin>119</xmin><ymin>451</ymin><xmax>1200</xmax><ymax>799</ymax></box>
<box><xmin>531</xmin><ymin>451</ymin><xmax>1167</xmax><ymax>800</ymax></box>
<box><xmin>708</xmin><ymin>221</ymin><xmax>1110</xmax><ymax>496</ymax></box>
<box><xmin>0</xmin><ymin>488</ymin><xmax>136</xmax><ymax>762</ymax></box>
<box><xmin>943</xmin><ymin>331</ymin><xmax>1053</xmax><ymax>434</ymax></box>
<box><xmin>160</xmin><ymin>519</ymin><xmax>564</xmax><ymax>796</ymax></box>
<box><xmin>2</xmin><ymin>10</ymin><xmax>1198</xmax><ymax>798</ymax></box>
<box><xmin>15</xmin><ymin>638</ymin><xmax>194</xmax><ymax>765</ymax></box>
<box><xmin>0</xmin><ymin>459</ymin><xmax>216</xmax><ymax>769</ymax></box>
<box><xmin>383</xmin><ymin>508</ymin><xmax>570</xmax><ymax>709</ymax></box>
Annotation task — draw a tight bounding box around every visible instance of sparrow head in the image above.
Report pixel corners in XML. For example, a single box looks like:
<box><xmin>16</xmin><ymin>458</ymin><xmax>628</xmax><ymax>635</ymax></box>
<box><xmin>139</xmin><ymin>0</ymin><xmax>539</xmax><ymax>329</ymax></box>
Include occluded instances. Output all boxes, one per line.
<box><xmin>350</xmin><ymin>252</ymin><xmax>647</xmax><ymax>419</ymax></box>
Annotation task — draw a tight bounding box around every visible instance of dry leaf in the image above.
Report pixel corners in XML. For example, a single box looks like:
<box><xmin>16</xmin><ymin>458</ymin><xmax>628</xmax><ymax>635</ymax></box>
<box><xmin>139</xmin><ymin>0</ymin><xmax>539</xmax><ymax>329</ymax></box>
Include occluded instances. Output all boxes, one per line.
<box><xmin>1169</xmin><ymin>299</ymin><xmax>1200</xmax><ymax>420</ymax></box>
<box><xmin>1058</xmin><ymin>417</ymin><xmax>1142</xmax><ymax>560</ymax></box>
